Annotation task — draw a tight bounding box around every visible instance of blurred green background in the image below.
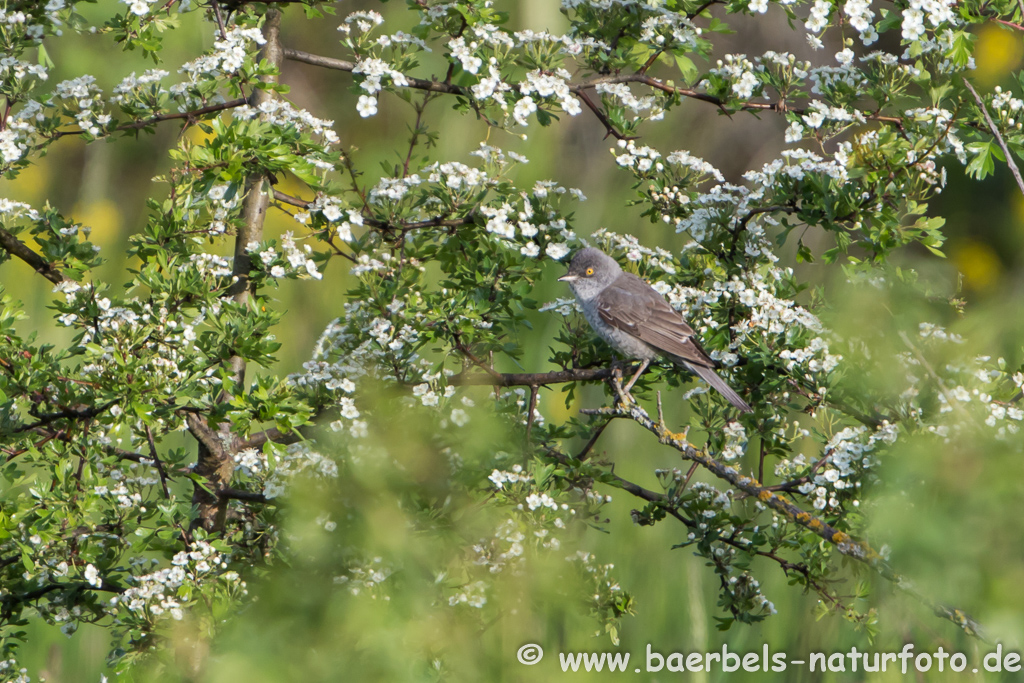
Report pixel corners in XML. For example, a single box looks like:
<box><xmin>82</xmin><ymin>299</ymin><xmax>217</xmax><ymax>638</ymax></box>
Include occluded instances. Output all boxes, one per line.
<box><xmin>5</xmin><ymin>1</ymin><xmax>1024</xmax><ymax>681</ymax></box>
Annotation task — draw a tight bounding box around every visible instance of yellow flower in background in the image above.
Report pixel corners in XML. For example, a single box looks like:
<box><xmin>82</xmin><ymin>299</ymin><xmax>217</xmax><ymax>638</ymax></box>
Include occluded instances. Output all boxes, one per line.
<box><xmin>973</xmin><ymin>24</ymin><xmax>1023</xmax><ymax>87</ymax></box>
<box><xmin>954</xmin><ymin>239</ymin><xmax>1001</xmax><ymax>291</ymax></box>
<box><xmin>72</xmin><ymin>198</ymin><xmax>122</xmax><ymax>247</ymax></box>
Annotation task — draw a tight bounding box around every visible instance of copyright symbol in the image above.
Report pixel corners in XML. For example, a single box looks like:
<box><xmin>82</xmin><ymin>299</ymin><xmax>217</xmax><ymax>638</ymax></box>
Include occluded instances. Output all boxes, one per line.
<box><xmin>517</xmin><ymin>643</ymin><xmax>544</xmax><ymax>665</ymax></box>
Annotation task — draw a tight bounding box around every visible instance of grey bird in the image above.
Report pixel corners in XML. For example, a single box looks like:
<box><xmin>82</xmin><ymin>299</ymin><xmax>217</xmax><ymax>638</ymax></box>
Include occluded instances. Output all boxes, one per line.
<box><xmin>558</xmin><ymin>247</ymin><xmax>752</xmax><ymax>412</ymax></box>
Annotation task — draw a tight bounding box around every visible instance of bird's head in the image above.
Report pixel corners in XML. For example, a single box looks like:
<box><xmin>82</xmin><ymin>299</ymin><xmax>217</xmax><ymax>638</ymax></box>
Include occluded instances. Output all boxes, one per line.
<box><xmin>558</xmin><ymin>247</ymin><xmax>622</xmax><ymax>299</ymax></box>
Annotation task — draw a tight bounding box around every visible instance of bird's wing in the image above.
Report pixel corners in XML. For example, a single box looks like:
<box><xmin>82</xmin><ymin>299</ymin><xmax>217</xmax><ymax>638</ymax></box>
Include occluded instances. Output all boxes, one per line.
<box><xmin>596</xmin><ymin>272</ymin><xmax>716</xmax><ymax>369</ymax></box>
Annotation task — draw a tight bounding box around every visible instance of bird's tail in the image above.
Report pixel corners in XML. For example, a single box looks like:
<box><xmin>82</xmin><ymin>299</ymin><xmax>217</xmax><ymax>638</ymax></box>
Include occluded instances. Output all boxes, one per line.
<box><xmin>683</xmin><ymin>361</ymin><xmax>752</xmax><ymax>413</ymax></box>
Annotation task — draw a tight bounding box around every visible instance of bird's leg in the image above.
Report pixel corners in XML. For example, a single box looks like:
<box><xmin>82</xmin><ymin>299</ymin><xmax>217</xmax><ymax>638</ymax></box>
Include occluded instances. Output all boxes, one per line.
<box><xmin>622</xmin><ymin>359</ymin><xmax>650</xmax><ymax>395</ymax></box>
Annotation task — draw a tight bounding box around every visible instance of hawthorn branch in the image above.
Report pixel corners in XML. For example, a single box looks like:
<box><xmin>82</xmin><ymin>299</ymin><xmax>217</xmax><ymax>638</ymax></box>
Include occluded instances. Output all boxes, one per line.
<box><xmin>217</xmin><ymin>487</ymin><xmax>272</xmax><ymax>504</ymax></box>
<box><xmin>284</xmin><ymin>48</ymin><xmax>468</xmax><ymax>95</ymax></box>
<box><xmin>52</xmin><ymin>98</ymin><xmax>248</xmax><ymax>139</ymax></box>
<box><xmin>283</xmin><ymin>47</ymin><xmax>904</xmax><ymax>135</ymax></box>
<box><xmin>187</xmin><ymin>11</ymin><xmax>283</xmax><ymax>535</ymax></box>
<box><xmin>145</xmin><ymin>424</ymin><xmax>172</xmax><ymax>499</ymax></box>
<box><xmin>449</xmin><ymin>365</ymin><xmax>627</xmax><ymax>387</ymax></box>
<box><xmin>271</xmin><ymin>189</ymin><xmax>475</xmax><ymax>233</ymax></box>
<box><xmin>580</xmin><ymin>391</ymin><xmax>987</xmax><ymax>639</ymax></box>
<box><xmin>0</xmin><ymin>227</ymin><xmax>65</xmax><ymax>284</ymax></box>
<box><xmin>964</xmin><ymin>78</ymin><xmax>1024</xmax><ymax>197</ymax></box>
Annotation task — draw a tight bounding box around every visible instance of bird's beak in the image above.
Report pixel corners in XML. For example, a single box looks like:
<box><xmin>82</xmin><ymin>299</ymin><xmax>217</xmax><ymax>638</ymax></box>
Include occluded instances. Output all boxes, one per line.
<box><xmin>558</xmin><ymin>274</ymin><xmax>578</xmax><ymax>282</ymax></box>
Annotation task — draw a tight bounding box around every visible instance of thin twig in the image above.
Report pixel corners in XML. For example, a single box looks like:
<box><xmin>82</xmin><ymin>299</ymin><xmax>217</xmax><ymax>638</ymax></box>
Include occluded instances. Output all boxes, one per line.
<box><xmin>145</xmin><ymin>425</ymin><xmax>172</xmax><ymax>499</ymax></box>
<box><xmin>576</xmin><ymin>418</ymin><xmax>613</xmax><ymax>461</ymax></box>
<box><xmin>525</xmin><ymin>385</ymin><xmax>539</xmax><ymax>447</ymax></box>
<box><xmin>964</xmin><ymin>78</ymin><xmax>1024</xmax><ymax>197</ymax></box>
<box><xmin>52</xmin><ymin>98</ymin><xmax>247</xmax><ymax>138</ymax></box>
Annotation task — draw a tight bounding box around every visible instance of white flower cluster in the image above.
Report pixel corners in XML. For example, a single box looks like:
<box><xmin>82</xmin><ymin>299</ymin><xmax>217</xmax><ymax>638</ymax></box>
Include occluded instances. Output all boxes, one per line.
<box><xmin>448</xmin><ymin>580</ymin><xmax>488</xmax><ymax>608</ymax></box>
<box><xmin>720</xmin><ymin>421</ymin><xmax>747</xmax><ymax>460</ymax></box>
<box><xmin>189</xmin><ymin>252</ymin><xmax>233</xmax><ymax>278</ymax></box>
<box><xmin>449</xmin><ymin>36</ymin><xmax>485</xmax><ymax>74</ymax></box>
<box><xmin>516</xmin><ymin>68</ymin><xmax>581</xmax><ymax>123</ymax></box>
<box><xmin>205</xmin><ymin>182</ymin><xmax>240</xmax><ymax>236</ymax></box>
<box><xmin>726</xmin><ymin>572</ymin><xmax>777</xmax><ymax>616</ymax></box>
<box><xmin>263</xmin><ymin>442</ymin><xmax>340</xmax><ymax>499</ymax></box>
<box><xmin>0</xmin><ymin>198</ymin><xmax>40</xmax><ymax>222</ymax></box>
<box><xmin>117</xmin><ymin>541</ymin><xmax>235</xmax><ymax>622</ymax></box>
<box><xmin>805</xmin><ymin>0</ymin><xmax>831</xmax><ymax>33</ymax></box>
<box><xmin>338</xmin><ymin>9</ymin><xmax>384</xmax><ymax>35</ymax></box>
<box><xmin>706</xmin><ymin>54</ymin><xmax>760</xmax><ymax>99</ymax></box>
<box><xmin>413</xmin><ymin>380</ymin><xmax>455</xmax><ymax>408</ymax></box>
<box><xmin>845</xmin><ymin>0</ymin><xmax>878</xmax><ymax>44</ymax></box>
<box><xmin>266</xmin><ymin>231</ymin><xmax>323</xmax><ymax>280</ymax></box>
<box><xmin>614</xmin><ymin>140</ymin><xmax>665</xmax><ymax>174</ymax></box>
<box><xmin>368</xmin><ymin>174</ymin><xmax>422</xmax><ymax>205</ymax></box>
<box><xmin>54</xmin><ymin>75</ymin><xmax>109</xmax><ymax>136</ymax></box>
<box><xmin>986</xmin><ymin>86</ymin><xmax>1024</xmax><ymax>130</ymax></box>
<box><xmin>299</xmin><ymin>196</ymin><xmax>362</xmax><ymax>242</ymax></box>
<box><xmin>123</xmin><ymin>0</ymin><xmax>158</xmax><ymax>16</ymax></box>
<box><xmin>471</xmin><ymin>510</ymin><xmax>568</xmax><ymax>577</ymax></box>
<box><xmin>918</xmin><ymin>322</ymin><xmax>963</xmax><ymax>344</ymax></box>
<box><xmin>567</xmin><ymin>550</ymin><xmax>624</xmax><ymax>610</ymax></box>
<box><xmin>235</xmin><ymin>99</ymin><xmax>339</xmax><ymax>148</ymax></box>
<box><xmin>471</xmin><ymin>518</ymin><xmax>526</xmax><ymax>575</ymax></box>
<box><xmin>233</xmin><ymin>448</ymin><xmax>268</xmax><ymax>477</ymax></box>
<box><xmin>429</xmin><ymin>160</ymin><xmax>487</xmax><ymax>190</ymax></box>
<box><xmin>901</xmin><ymin>0</ymin><xmax>957</xmax><ymax>41</ymax></box>
<box><xmin>683</xmin><ymin>482</ymin><xmax>734</xmax><ymax>533</ymax></box>
<box><xmin>791</xmin><ymin>422</ymin><xmax>897</xmax><ymax>511</ymax></box>
<box><xmin>590</xmin><ymin>229</ymin><xmax>679</xmax><ymax>275</ymax></box>
<box><xmin>351</xmin><ymin>57</ymin><xmax>409</xmax><ymax>117</ymax></box>
<box><xmin>778</xmin><ymin>336</ymin><xmax>842</xmax><ymax>375</ymax></box>
<box><xmin>180</xmin><ymin>26</ymin><xmax>266</xmax><ymax>81</ymax></box>
<box><xmin>488</xmin><ymin>464</ymin><xmax>532</xmax><ymax>489</ymax></box>
<box><xmin>664</xmin><ymin>148</ymin><xmax>725</xmax><ymax>182</ymax></box>
<box><xmin>57</xmin><ymin>291</ymin><xmax>218</xmax><ymax>397</ymax></box>
<box><xmin>0</xmin><ymin>55</ymin><xmax>48</xmax><ymax>84</ymax></box>
<box><xmin>0</xmin><ymin>659</ymin><xmax>29</xmax><ymax>683</ymax></box>
<box><xmin>110</xmin><ymin>68</ymin><xmax>168</xmax><ymax>104</ymax></box>
<box><xmin>901</xmin><ymin>107</ymin><xmax>965</xmax><ymax>162</ymax></box>
<box><xmin>0</xmin><ymin>103</ymin><xmax>42</xmax><ymax>164</ymax></box>
<box><xmin>595</xmin><ymin>83</ymin><xmax>664</xmax><ymax>121</ymax></box>
<box><xmin>639</xmin><ymin>13</ymin><xmax>700</xmax><ymax>48</ymax></box>
<box><xmin>525</xmin><ymin>492</ymin><xmax>559</xmax><ymax>511</ymax></box>
<box><xmin>470</xmin><ymin>58</ymin><xmax>513</xmax><ymax>110</ymax></box>
<box><xmin>334</xmin><ymin>557</ymin><xmax>392</xmax><ymax>599</ymax></box>
<box><xmin>798</xmin><ymin>99</ymin><xmax>863</xmax><ymax>130</ymax></box>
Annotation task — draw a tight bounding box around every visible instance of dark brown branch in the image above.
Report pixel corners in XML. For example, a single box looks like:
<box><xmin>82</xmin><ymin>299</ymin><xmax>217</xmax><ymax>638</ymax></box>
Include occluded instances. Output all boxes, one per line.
<box><xmin>576</xmin><ymin>418</ymin><xmax>614</xmax><ymax>461</ymax></box>
<box><xmin>576</xmin><ymin>88</ymin><xmax>635</xmax><ymax>141</ymax></box>
<box><xmin>0</xmin><ymin>227</ymin><xmax>65</xmax><ymax>284</ymax></box>
<box><xmin>217</xmin><ymin>487</ymin><xmax>271</xmax><ymax>504</ymax></box>
<box><xmin>450</xmin><ymin>365</ymin><xmax>626</xmax><ymax>387</ymax></box>
<box><xmin>145</xmin><ymin>424</ymin><xmax>172</xmax><ymax>499</ymax></box>
<box><xmin>52</xmin><ymin>98</ymin><xmax>247</xmax><ymax>139</ymax></box>
<box><xmin>16</xmin><ymin>401</ymin><xmax>117</xmax><ymax>434</ymax></box>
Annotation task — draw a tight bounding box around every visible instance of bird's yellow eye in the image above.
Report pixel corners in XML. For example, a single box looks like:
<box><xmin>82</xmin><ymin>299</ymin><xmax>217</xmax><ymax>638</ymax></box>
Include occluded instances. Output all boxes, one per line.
<box><xmin>585</xmin><ymin>267</ymin><xmax>594</xmax><ymax>276</ymax></box>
